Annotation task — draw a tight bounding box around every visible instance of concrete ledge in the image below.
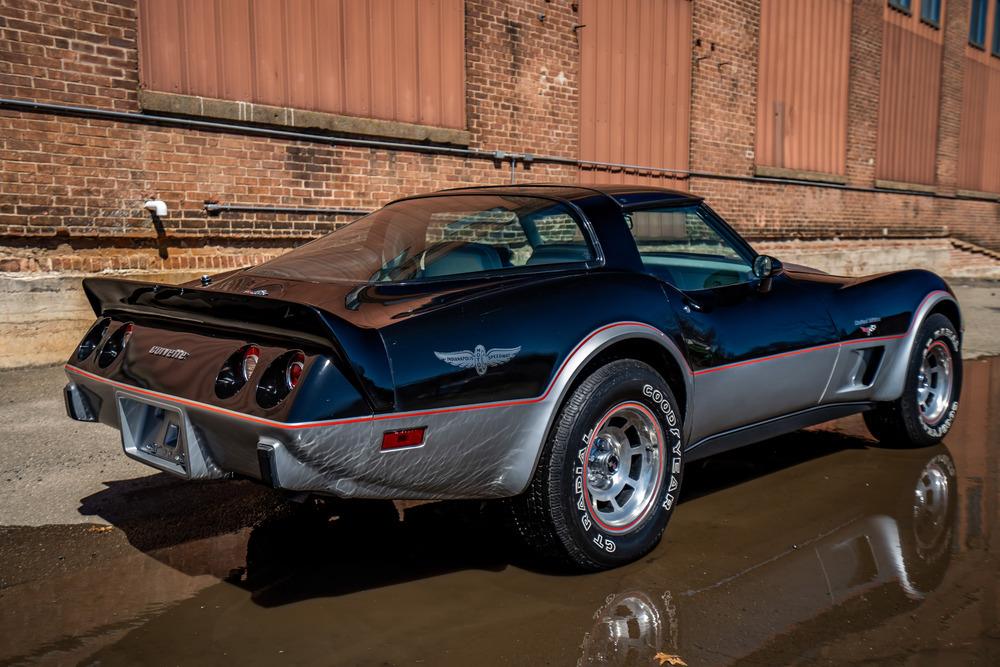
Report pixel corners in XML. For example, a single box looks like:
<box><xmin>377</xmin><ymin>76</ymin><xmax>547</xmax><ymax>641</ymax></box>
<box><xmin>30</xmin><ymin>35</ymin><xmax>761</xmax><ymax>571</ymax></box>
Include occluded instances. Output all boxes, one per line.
<box><xmin>4</xmin><ymin>238</ymin><xmax>998</xmax><ymax>369</ymax></box>
<box><xmin>756</xmin><ymin>238</ymin><xmax>953</xmax><ymax>277</ymax></box>
<box><xmin>139</xmin><ymin>90</ymin><xmax>473</xmax><ymax>147</ymax></box>
<box><xmin>874</xmin><ymin>179</ymin><xmax>938</xmax><ymax>194</ymax></box>
<box><xmin>956</xmin><ymin>189</ymin><xmax>1000</xmax><ymax>202</ymax></box>
<box><xmin>0</xmin><ymin>270</ymin><xmax>201</xmax><ymax>369</ymax></box>
<box><xmin>754</xmin><ymin>165</ymin><xmax>848</xmax><ymax>185</ymax></box>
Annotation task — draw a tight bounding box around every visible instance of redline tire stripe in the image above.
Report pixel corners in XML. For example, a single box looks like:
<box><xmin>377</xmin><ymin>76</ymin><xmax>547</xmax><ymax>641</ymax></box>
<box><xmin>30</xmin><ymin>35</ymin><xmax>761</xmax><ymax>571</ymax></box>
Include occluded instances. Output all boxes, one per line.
<box><xmin>582</xmin><ymin>401</ymin><xmax>666</xmax><ymax>534</ymax></box>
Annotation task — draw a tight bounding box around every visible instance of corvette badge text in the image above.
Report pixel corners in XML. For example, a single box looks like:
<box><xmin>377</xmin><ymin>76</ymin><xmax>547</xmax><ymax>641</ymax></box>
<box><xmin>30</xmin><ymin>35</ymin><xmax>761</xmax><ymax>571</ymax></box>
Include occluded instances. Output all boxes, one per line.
<box><xmin>148</xmin><ymin>346</ymin><xmax>190</xmax><ymax>361</ymax></box>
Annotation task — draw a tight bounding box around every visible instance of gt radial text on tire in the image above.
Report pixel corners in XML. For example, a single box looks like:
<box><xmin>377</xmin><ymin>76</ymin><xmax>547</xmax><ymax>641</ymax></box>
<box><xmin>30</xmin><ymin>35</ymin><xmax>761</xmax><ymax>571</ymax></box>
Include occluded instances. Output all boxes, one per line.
<box><xmin>864</xmin><ymin>313</ymin><xmax>962</xmax><ymax>447</ymax></box>
<box><xmin>508</xmin><ymin>359</ymin><xmax>684</xmax><ymax>571</ymax></box>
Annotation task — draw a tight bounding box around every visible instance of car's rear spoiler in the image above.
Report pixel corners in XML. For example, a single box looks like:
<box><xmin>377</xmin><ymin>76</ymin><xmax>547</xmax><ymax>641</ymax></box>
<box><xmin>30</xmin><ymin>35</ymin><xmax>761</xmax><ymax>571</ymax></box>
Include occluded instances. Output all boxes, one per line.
<box><xmin>81</xmin><ymin>277</ymin><xmax>394</xmax><ymax>409</ymax></box>
<box><xmin>83</xmin><ymin>277</ymin><xmax>340</xmax><ymax>346</ymax></box>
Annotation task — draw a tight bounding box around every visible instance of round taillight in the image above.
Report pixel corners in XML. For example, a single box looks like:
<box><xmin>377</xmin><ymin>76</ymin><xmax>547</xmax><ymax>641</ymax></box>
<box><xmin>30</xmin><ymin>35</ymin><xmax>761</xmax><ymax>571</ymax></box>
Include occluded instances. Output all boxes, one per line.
<box><xmin>256</xmin><ymin>350</ymin><xmax>306</xmax><ymax>409</ymax></box>
<box><xmin>97</xmin><ymin>322</ymin><xmax>134</xmax><ymax>368</ymax></box>
<box><xmin>242</xmin><ymin>345</ymin><xmax>261</xmax><ymax>380</ymax></box>
<box><xmin>285</xmin><ymin>352</ymin><xmax>305</xmax><ymax>390</ymax></box>
<box><xmin>76</xmin><ymin>317</ymin><xmax>110</xmax><ymax>361</ymax></box>
<box><xmin>216</xmin><ymin>344</ymin><xmax>260</xmax><ymax>399</ymax></box>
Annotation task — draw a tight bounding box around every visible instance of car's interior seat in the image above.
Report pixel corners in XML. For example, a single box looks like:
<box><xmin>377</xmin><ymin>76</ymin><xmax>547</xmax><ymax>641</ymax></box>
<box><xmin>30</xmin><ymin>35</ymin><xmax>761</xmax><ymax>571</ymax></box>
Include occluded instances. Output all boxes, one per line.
<box><xmin>421</xmin><ymin>242</ymin><xmax>505</xmax><ymax>277</ymax></box>
<box><xmin>526</xmin><ymin>244</ymin><xmax>590</xmax><ymax>265</ymax></box>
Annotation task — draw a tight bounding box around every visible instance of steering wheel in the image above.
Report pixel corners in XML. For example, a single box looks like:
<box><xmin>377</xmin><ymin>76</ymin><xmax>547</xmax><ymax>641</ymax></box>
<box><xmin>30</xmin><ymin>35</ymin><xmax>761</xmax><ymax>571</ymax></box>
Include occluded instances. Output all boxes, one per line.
<box><xmin>702</xmin><ymin>270</ymin><xmax>737</xmax><ymax>289</ymax></box>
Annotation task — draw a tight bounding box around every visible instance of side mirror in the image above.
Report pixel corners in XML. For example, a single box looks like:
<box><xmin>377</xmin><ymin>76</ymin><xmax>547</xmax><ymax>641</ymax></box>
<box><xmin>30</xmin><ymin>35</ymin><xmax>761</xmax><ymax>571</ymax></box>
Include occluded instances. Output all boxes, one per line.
<box><xmin>752</xmin><ymin>254</ymin><xmax>779</xmax><ymax>280</ymax></box>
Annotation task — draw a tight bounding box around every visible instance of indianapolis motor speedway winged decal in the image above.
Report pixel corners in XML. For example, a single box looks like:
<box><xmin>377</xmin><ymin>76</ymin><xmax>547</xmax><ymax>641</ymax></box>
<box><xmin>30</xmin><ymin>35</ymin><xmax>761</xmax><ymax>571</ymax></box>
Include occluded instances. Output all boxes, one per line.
<box><xmin>434</xmin><ymin>345</ymin><xmax>521</xmax><ymax>376</ymax></box>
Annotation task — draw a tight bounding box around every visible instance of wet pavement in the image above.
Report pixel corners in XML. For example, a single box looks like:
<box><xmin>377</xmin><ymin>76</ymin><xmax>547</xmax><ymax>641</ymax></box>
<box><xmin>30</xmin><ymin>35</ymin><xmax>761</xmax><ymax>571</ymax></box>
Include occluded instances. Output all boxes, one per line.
<box><xmin>1</xmin><ymin>357</ymin><xmax>999</xmax><ymax>666</ymax></box>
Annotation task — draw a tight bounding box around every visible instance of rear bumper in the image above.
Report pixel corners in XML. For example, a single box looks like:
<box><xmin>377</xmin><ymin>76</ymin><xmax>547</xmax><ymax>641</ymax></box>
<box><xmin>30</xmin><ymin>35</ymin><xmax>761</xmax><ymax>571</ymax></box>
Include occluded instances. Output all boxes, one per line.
<box><xmin>63</xmin><ymin>367</ymin><xmax>547</xmax><ymax>500</ymax></box>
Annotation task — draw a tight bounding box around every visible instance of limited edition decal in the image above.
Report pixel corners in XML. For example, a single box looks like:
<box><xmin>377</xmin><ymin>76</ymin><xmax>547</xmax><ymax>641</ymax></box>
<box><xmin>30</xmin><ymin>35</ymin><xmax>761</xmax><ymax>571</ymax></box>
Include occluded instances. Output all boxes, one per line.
<box><xmin>434</xmin><ymin>345</ymin><xmax>521</xmax><ymax>376</ymax></box>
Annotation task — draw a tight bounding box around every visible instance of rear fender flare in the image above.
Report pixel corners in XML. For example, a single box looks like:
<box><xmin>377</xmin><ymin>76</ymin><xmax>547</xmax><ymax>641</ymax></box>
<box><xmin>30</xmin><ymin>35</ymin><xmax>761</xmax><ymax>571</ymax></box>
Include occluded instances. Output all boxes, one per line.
<box><xmin>522</xmin><ymin>323</ymin><xmax>693</xmax><ymax>489</ymax></box>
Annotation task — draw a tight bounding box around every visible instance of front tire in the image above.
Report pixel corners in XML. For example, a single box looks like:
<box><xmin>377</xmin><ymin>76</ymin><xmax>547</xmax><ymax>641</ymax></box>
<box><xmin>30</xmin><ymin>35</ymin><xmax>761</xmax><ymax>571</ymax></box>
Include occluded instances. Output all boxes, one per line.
<box><xmin>508</xmin><ymin>359</ymin><xmax>684</xmax><ymax>571</ymax></box>
<box><xmin>864</xmin><ymin>313</ymin><xmax>961</xmax><ymax>447</ymax></box>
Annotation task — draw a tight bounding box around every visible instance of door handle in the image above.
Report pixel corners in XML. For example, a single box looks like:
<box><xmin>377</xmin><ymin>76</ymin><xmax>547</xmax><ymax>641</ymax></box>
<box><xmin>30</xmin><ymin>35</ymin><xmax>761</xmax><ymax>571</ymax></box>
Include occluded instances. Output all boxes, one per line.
<box><xmin>681</xmin><ymin>296</ymin><xmax>704</xmax><ymax>313</ymax></box>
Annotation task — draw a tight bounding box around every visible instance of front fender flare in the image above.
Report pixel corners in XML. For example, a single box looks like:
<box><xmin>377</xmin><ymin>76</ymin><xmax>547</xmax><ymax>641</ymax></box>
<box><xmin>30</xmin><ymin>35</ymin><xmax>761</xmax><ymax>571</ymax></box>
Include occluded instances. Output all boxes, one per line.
<box><xmin>872</xmin><ymin>290</ymin><xmax>961</xmax><ymax>403</ymax></box>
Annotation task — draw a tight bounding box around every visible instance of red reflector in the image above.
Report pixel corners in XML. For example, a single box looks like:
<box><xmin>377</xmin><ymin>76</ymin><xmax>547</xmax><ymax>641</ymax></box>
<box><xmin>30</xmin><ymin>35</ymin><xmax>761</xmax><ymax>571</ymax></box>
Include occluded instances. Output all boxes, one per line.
<box><xmin>242</xmin><ymin>345</ymin><xmax>261</xmax><ymax>380</ymax></box>
<box><xmin>381</xmin><ymin>427</ymin><xmax>426</xmax><ymax>450</ymax></box>
<box><xmin>285</xmin><ymin>352</ymin><xmax>305</xmax><ymax>390</ymax></box>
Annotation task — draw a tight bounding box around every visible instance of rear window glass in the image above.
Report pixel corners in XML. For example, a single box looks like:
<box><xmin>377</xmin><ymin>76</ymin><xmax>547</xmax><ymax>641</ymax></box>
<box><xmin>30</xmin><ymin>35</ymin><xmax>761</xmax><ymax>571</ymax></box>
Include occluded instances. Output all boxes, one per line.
<box><xmin>248</xmin><ymin>195</ymin><xmax>594</xmax><ymax>283</ymax></box>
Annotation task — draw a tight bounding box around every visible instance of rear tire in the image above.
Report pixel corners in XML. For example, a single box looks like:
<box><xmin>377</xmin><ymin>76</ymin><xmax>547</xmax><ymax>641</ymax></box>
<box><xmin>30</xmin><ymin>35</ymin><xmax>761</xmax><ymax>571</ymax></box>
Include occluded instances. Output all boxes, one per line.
<box><xmin>864</xmin><ymin>313</ymin><xmax>961</xmax><ymax>447</ymax></box>
<box><xmin>507</xmin><ymin>359</ymin><xmax>684</xmax><ymax>571</ymax></box>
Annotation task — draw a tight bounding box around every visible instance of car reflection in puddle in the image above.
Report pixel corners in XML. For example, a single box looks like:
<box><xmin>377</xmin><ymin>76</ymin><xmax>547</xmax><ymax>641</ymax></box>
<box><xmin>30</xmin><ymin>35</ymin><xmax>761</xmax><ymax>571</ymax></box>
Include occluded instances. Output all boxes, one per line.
<box><xmin>579</xmin><ymin>449</ymin><xmax>957</xmax><ymax>666</ymax></box>
<box><xmin>1</xmin><ymin>356</ymin><xmax>998</xmax><ymax>666</ymax></box>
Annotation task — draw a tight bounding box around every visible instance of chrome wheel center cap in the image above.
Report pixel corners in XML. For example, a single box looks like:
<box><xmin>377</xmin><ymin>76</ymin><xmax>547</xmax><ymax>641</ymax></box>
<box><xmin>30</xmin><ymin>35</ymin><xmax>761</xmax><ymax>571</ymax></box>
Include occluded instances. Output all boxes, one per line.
<box><xmin>588</xmin><ymin>436</ymin><xmax>618</xmax><ymax>489</ymax></box>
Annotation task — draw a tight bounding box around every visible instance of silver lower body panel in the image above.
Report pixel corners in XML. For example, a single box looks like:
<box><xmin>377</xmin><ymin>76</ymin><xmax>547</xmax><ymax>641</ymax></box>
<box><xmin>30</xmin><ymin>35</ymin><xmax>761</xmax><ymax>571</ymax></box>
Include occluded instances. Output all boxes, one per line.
<box><xmin>65</xmin><ymin>370</ymin><xmax>554</xmax><ymax>500</ymax></box>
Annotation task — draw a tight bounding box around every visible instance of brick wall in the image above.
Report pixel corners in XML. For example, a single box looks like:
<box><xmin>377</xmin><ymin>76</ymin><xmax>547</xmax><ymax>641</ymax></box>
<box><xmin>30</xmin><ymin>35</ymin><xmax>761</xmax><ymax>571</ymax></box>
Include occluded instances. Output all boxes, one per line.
<box><xmin>688</xmin><ymin>0</ymin><xmax>759</xmax><ymax>178</ymax></box>
<box><xmin>686</xmin><ymin>0</ymin><xmax>1000</xmax><ymax>251</ymax></box>
<box><xmin>0</xmin><ymin>0</ymin><xmax>579</xmax><ymax>273</ymax></box>
<box><xmin>0</xmin><ymin>0</ymin><xmax>999</xmax><ymax>276</ymax></box>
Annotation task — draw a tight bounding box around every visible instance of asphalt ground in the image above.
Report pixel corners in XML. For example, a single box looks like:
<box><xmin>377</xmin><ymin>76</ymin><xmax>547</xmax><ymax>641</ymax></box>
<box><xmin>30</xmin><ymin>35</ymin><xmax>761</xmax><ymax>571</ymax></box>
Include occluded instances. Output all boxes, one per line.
<box><xmin>0</xmin><ymin>279</ymin><xmax>997</xmax><ymax>665</ymax></box>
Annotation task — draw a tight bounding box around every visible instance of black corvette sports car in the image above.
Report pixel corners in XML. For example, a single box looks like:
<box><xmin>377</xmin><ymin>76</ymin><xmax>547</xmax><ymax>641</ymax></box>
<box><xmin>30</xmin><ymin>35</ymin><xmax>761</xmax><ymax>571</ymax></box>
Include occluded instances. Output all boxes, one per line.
<box><xmin>65</xmin><ymin>184</ymin><xmax>963</xmax><ymax>570</ymax></box>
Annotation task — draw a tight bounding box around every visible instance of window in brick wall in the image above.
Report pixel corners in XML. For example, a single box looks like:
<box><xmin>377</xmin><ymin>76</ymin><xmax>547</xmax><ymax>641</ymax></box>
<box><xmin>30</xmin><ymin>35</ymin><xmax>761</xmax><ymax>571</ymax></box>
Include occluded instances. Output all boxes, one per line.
<box><xmin>877</xmin><ymin>0</ymin><xmax>946</xmax><ymax>186</ymax></box>
<box><xmin>889</xmin><ymin>0</ymin><xmax>912</xmax><ymax>14</ymax></box>
<box><xmin>993</xmin><ymin>0</ymin><xmax>1000</xmax><ymax>55</ymax></box>
<box><xmin>756</xmin><ymin>0</ymin><xmax>852</xmax><ymax>177</ymax></box>
<box><xmin>137</xmin><ymin>0</ymin><xmax>465</xmax><ymax>130</ymax></box>
<box><xmin>971</xmin><ymin>0</ymin><xmax>989</xmax><ymax>47</ymax></box>
<box><xmin>578</xmin><ymin>0</ymin><xmax>692</xmax><ymax>187</ymax></box>
<box><xmin>920</xmin><ymin>0</ymin><xmax>942</xmax><ymax>27</ymax></box>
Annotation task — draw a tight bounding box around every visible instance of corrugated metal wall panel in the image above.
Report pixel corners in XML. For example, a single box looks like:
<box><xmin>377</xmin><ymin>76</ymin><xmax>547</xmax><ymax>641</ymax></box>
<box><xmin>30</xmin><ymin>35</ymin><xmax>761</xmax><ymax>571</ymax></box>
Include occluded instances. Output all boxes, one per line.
<box><xmin>138</xmin><ymin>0</ymin><xmax>184</xmax><ymax>94</ymax></box>
<box><xmin>137</xmin><ymin>0</ymin><xmax>465</xmax><ymax>130</ymax></box>
<box><xmin>392</xmin><ymin>1</ymin><xmax>419</xmax><ymax>125</ymax></box>
<box><xmin>959</xmin><ymin>0</ymin><xmax>1000</xmax><ymax>193</ymax></box>
<box><xmin>313</xmin><ymin>0</ymin><xmax>345</xmax><ymax>116</ymax></box>
<box><xmin>251</xmin><ymin>0</ymin><xmax>288</xmax><ymax>108</ymax></box>
<box><xmin>285</xmin><ymin>1</ymin><xmax>319</xmax><ymax>112</ymax></box>
<box><xmin>756</xmin><ymin>0</ymin><xmax>851</xmax><ymax>175</ymax></box>
<box><xmin>217</xmin><ymin>0</ymin><xmax>254</xmax><ymax>102</ymax></box>
<box><xmin>875</xmin><ymin>4</ymin><xmax>944</xmax><ymax>185</ymax></box>
<box><xmin>578</xmin><ymin>0</ymin><xmax>692</xmax><ymax>187</ymax></box>
<box><xmin>183</xmin><ymin>0</ymin><xmax>221</xmax><ymax>98</ymax></box>
<box><xmin>959</xmin><ymin>59</ymin><xmax>1000</xmax><ymax>193</ymax></box>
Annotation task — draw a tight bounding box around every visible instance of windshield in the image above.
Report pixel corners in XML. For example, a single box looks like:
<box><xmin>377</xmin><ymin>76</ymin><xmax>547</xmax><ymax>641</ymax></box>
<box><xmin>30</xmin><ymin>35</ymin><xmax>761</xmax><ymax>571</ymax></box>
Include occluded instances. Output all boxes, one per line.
<box><xmin>248</xmin><ymin>194</ymin><xmax>595</xmax><ymax>284</ymax></box>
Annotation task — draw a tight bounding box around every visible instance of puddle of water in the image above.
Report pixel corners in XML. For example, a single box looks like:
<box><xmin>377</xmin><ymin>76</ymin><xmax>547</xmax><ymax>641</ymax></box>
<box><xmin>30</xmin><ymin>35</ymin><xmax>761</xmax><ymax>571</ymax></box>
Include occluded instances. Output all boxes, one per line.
<box><xmin>1</xmin><ymin>357</ymin><xmax>998</xmax><ymax>666</ymax></box>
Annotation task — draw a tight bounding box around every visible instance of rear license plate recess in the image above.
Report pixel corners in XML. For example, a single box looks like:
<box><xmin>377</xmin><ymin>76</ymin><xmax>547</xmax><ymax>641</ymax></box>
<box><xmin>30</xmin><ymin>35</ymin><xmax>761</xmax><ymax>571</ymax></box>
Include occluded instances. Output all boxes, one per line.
<box><xmin>117</xmin><ymin>394</ymin><xmax>190</xmax><ymax>477</ymax></box>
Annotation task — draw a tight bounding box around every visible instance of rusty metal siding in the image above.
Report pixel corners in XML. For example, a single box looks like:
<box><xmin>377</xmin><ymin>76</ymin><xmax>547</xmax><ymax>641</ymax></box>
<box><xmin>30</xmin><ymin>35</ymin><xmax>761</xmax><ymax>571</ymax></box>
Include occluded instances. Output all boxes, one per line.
<box><xmin>578</xmin><ymin>0</ymin><xmax>692</xmax><ymax>187</ymax></box>
<box><xmin>137</xmin><ymin>0</ymin><xmax>466</xmax><ymax>130</ymax></box>
<box><xmin>959</xmin><ymin>0</ymin><xmax>1000</xmax><ymax>193</ymax></box>
<box><xmin>755</xmin><ymin>0</ymin><xmax>852</xmax><ymax>176</ymax></box>
<box><xmin>875</xmin><ymin>2</ymin><xmax>946</xmax><ymax>185</ymax></box>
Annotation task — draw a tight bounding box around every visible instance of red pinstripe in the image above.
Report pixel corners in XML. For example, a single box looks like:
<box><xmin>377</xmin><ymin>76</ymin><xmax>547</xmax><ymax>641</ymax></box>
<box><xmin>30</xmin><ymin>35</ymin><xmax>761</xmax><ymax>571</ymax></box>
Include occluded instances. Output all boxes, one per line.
<box><xmin>65</xmin><ymin>321</ymin><xmax>667</xmax><ymax>430</ymax></box>
<box><xmin>64</xmin><ymin>289</ymin><xmax>952</xmax><ymax>430</ymax></box>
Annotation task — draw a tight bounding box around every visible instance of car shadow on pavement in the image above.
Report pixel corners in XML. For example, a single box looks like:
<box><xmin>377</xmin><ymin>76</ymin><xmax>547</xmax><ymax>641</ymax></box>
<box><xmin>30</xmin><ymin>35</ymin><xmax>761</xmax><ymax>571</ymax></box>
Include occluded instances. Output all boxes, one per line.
<box><xmin>75</xmin><ymin>427</ymin><xmax>872</xmax><ymax>607</ymax></box>
<box><xmin>77</xmin><ymin>472</ymin><xmax>287</xmax><ymax>552</ymax></box>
